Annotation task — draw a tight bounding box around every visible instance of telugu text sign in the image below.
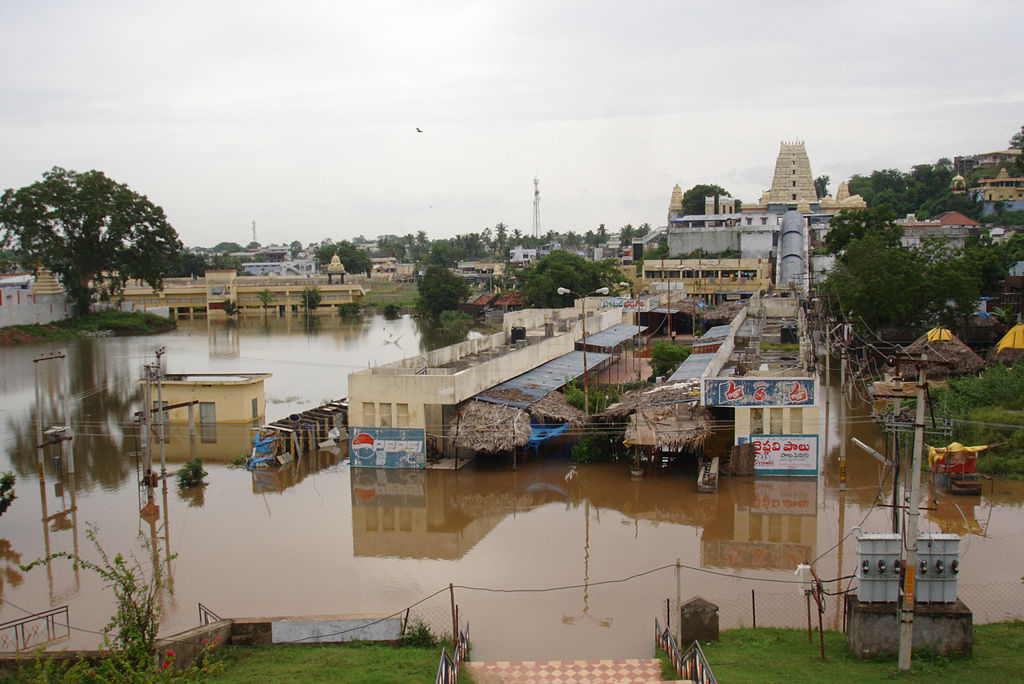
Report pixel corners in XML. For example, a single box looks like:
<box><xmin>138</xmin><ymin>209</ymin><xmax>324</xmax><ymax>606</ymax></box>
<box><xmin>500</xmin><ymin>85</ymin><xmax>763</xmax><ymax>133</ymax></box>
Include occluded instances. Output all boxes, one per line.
<box><xmin>703</xmin><ymin>378</ymin><xmax>815</xmax><ymax>407</ymax></box>
<box><xmin>349</xmin><ymin>427</ymin><xmax>426</xmax><ymax>468</ymax></box>
<box><xmin>751</xmin><ymin>434</ymin><xmax>818</xmax><ymax>476</ymax></box>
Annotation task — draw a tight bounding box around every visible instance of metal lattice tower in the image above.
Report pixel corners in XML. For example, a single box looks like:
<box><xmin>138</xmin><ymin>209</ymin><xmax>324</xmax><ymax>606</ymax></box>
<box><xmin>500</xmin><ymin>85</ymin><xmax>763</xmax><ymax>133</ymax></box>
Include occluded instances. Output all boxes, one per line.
<box><xmin>251</xmin><ymin>220</ymin><xmax>257</xmax><ymax>245</ymax></box>
<box><xmin>532</xmin><ymin>176</ymin><xmax>541</xmax><ymax>238</ymax></box>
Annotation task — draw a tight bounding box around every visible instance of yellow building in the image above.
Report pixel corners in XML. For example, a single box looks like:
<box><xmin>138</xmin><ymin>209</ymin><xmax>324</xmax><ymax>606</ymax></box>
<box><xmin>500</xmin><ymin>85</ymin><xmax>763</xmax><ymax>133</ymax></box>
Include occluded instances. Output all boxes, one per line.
<box><xmin>119</xmin><ymin>270</ymin><xmax>365</xmax><ymax>318</ymax></box>
<box><xmin>975</xmin><ymin>167</ymin><xmax>1024</xmax><ymax>202</ymax></box>
<box><xmin>641</xmin><ymin>258</ymin><xmax>773</xmax><ymax>304</ymax></box>
<box><xmin>145</xmin><ymin>372</ymin><xmax>270</xmax><ymax>461</ymax></box>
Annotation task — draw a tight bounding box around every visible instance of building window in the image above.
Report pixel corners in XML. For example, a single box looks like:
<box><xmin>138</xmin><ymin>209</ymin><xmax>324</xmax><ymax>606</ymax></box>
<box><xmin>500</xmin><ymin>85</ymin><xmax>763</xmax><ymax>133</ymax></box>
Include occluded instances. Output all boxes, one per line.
<box><xmin>252</xmin><ymin>397</ymin><xmax>259</xmax><ymax>418</ymax></box>
<box><xmin>750</xmin><ymin>408</ymin><xmax>763</xmax><ymax>432</ymax></box>
<box><xmin>761</xmin><ymin>217</ymin><xmax>768</xmax><ymax>225</ymax></box>
<box><xmin>379</xmin><ymin>403</ymin><xmax>392</xmax><ymax>427</ymax></box>
<box><xmin>396</xmin><ymin>403</ymin><xmax>409</xmax><ymax>427</ymax></box>
<box><xmin>792</xmin><ymin>181</ymin><xmax>796</xmax><ymax>187</ymax></box>
<box><xmin>363</xmin><ymin>402</ymin><xmax>375</xmax><ymax>426</ymax></box>
<box><xmin>770</xmin><ymin>408</ymin><xmax>784</xmax><ymax>434</ymax></box>
<box><xmin>791</xmin><ymin>194</ymin><xmax>797</xmax><ymax>200</ymax></box>
<box><xmin>789</xmin><ymin>407</ymin><xmax>803</xmax><ymax>433</ymax></box>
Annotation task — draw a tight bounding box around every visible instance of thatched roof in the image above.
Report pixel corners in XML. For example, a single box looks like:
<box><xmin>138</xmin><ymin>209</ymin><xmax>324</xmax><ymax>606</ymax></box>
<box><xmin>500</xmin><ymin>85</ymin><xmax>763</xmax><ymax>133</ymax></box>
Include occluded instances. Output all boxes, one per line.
<box><xmin>989</xmin><ymin>324</ymin><xmax>1024</xmax><ymax>364</ymax></box>
<box><xmin>625</xmin><ymin>403</ymin><xmax>711</xmax><ymax>451</ymax></box>
<box><xmin>448</xmin><ymin>401</ymin><xmax>533</xmax><ymax>453</ymax></box>
<box><xmin>447</xmin><ymin>391</ymin><xmax>585</xmax><ymax>454</ymax></box>
<box><xmin>597</xmin><ymin>380</ymin><xmax>702</xmax><ymax>420</ymax></box>
<box><xmin>901</xmin><ymin>330</ymin><xmax>984</xmax><ymax>378</ymax></box>
<box><xmin>700</xmin><ymin>299</ymin><xmax>745</xmax><ymax>324</ymax></box>
<box><xmin>527</xmin><ymin>392</ymin><xmax>586</xmax><ymax>427</ymax></box>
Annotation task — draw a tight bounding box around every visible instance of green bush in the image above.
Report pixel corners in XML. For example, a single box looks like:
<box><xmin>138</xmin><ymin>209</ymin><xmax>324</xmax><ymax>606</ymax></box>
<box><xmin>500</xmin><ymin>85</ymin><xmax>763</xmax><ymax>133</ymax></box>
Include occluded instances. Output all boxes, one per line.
<box><xmin>400</xmin><ymin>620</ymin><xmax>439</xmax><ymax>648</ymax></box>
<box><xmin>563</xmin><ymin>379</ymin><xmax>620</xmax><ymax>415</ymax></box>
<box><xmin>0</xmin><ymin>471</ymin><xmax>15</xmax><ymax>517</ymax></box>
<box><xmin>176</xmin><ymin>458</ymin><xmax>208</xmax><ymax>489</ymax></box>
<box><xmin>382</xmin><ymin>303</ymin><xmax>401</xmax><ymax>319</ymax></box>
<box><xmin>337</xmin><ymin>302</ymin><xmax>361</xmax><ymax>317</ymax></box>
<box><xmin>649</xmin><ymin>341</ymin><xmax>692</xmax><ymax>378</ymax></box>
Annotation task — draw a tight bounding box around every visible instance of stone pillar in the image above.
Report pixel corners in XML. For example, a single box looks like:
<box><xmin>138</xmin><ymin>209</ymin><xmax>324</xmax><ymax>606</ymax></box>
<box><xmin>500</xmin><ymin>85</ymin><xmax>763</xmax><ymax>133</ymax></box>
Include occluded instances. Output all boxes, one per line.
<box><xmin>679</xmin><ymin>597</ymin><xmax>719</xmax><ymax>645</ymax></box>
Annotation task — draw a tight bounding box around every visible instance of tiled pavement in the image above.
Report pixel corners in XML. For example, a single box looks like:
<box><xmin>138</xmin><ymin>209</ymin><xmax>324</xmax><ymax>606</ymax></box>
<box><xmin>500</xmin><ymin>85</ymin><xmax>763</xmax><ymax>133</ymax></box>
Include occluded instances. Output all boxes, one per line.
<box><xmin>463</xmin><ymin>657</ymin><xmax>686</xmax><ymax>683</ymax></box>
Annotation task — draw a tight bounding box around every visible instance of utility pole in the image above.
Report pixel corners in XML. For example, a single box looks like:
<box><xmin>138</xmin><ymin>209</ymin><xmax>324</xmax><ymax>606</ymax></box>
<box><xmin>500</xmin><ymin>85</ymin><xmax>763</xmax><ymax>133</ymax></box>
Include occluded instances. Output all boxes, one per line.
<box><xmin>898</xmin><ymin>352</ymin><xmax>933</xmax><ymax>671</ymax></box>
<box><xmin>155</xmin><ymin>347</ymin><xmax>166</xmax><ymax>476</ymax></box>
<box><xmin>838</xmin><ymin>328</ymin><xmax>847</xmax><ymax>491</ymax></box>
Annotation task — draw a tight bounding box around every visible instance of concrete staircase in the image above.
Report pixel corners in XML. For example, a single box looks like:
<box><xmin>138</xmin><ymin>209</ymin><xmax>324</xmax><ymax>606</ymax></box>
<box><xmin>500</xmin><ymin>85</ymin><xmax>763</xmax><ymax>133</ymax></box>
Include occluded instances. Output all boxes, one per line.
<box><xmin>464</xmin><ymin>658</ymin><xmax>691</xmax><ymax>683</ymax></box>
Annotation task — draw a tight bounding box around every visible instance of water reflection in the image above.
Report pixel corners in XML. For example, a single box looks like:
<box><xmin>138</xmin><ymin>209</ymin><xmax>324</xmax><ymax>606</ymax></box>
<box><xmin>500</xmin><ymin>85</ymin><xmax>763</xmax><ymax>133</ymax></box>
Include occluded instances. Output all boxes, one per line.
<box><xmin>250</xmin><ymin>446</ymin><xmax>345</xmax><ymax>497</ymax></box>
<box><xmin>702</xmin><ymin>478</ymin><xmax>817</xmax><ymax>570</ymax></box>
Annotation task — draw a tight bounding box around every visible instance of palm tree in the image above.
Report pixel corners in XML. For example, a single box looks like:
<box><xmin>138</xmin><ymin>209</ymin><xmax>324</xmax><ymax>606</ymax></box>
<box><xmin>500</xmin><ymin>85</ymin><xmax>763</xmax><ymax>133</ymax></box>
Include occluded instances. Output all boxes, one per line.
<box><xmin>256</xmin><ymin>288</ymin><xmax>274</xmax><ymax>318</ymax></box>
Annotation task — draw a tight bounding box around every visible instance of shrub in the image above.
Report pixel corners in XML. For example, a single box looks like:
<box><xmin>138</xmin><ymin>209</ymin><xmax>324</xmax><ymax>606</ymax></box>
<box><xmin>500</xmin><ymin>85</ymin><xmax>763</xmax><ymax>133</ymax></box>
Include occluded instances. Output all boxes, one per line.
<box><xmin>383</xmin><ymin>303</ymin><xmax>401</xmax><ymax>319</ymax></box>
<box><xmin>649</xmin><ymin>341</ymin><xmax>692</xmax><ymax>378</ymax></box>
<box><xmin>0</xmin><ymin>471</ymin><xmax>15</xmax><ymax>517</ymax></box>
<box><xmin>400</xmin><ymin>620</ymin><xmax>439</xmax><ymax>648</ymax></box>
<box><xmin>177</xmin><ymin>458</ymin><xmax>208</xmax><ymax>489</ymax></box>
<box><xmin>337</xmin><ymin>302</ymin><xmax>362</xmax><ymax>317</ymax></box>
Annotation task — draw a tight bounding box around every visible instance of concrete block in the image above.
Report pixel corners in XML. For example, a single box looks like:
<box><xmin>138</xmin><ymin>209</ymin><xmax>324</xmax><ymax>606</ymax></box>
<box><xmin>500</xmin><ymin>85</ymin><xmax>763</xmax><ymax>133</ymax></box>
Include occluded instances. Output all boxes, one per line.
<box><xmin>845</xmin><ymin>597</ymin><xmax>972</xmax><ymax>658</ymax></box>
<box><xmin>679</xmin><ymin>597</ymin><xmax>719</xmax><ymax>644</ymax></box>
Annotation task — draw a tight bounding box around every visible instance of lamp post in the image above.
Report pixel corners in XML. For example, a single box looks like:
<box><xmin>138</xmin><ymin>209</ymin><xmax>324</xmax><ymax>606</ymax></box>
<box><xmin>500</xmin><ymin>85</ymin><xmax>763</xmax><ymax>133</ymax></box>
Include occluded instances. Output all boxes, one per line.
<box><xmin>557</xmin><ymin>286</ymin><xmax>610</xmax><ymax>415</ymax></box>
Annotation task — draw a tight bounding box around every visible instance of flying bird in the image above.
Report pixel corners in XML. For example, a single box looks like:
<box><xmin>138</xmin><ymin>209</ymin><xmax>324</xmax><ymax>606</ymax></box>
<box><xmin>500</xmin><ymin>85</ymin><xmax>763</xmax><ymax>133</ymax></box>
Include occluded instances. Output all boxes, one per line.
<box><xmin>416</xmin><ymin>127</ymin><xmax>422</xmax><ymax>133</ymax></box>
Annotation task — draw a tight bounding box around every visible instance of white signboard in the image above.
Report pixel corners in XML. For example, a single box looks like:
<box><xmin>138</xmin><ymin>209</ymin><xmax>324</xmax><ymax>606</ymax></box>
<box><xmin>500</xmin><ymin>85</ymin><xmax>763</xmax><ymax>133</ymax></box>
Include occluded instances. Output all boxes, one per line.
<box><xmin>751</xmin><ymin>434</ymin><xmax>818</xmax><ymax>476</ymax></box>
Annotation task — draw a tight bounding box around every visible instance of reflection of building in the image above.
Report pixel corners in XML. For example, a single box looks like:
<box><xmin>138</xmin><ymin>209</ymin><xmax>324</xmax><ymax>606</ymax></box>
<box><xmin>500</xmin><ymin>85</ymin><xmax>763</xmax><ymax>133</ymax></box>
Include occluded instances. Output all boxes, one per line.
<box><xmin>701</xmin><ymin>478</ymin><xmax>818</xmax><ymax>570</ymax></box>
<box><xmin>350</xmin><ymin>468</ymin><xmax>506</xmax><ymax>560</ymax></box>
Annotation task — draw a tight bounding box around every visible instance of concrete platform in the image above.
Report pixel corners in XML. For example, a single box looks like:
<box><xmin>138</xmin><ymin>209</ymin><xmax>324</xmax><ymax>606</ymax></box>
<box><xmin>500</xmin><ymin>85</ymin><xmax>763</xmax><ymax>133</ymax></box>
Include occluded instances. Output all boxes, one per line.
<box><xmin>845</xmin><ymin>597</ymin><xmax>973</xmax><ymax>658</ymax></box>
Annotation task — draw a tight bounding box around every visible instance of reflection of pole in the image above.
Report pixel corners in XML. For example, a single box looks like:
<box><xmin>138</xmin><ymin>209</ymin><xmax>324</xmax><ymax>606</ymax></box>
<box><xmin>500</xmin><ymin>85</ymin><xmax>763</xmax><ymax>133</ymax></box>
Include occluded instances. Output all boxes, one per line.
<box><xmin>156</xmin><ymin>348</ymin><xmax>166</xmax><ymax>476</ymax></box>
<box><xmin>675</xmin><ymin>557</ymin><xmax>682</xmax><ymax>645</ymax></box>
<box><xmin>839</xmin><ymin>344</ymin><xmax>847</xmax><ymax>491</ymax></box>
<box><xmin>836</xmin><ymin>489</ymin><xmax>845</xmax><ymax>630</ymax></box>
<box><xmin>162</xmin><ymin>477</ymin><xmax>173</xmax><ymax>592</ymax></box>
<box><xmin>898</xmin><ymin>357</ymin><xmax>928</xmax><ymax>672</ymax></box>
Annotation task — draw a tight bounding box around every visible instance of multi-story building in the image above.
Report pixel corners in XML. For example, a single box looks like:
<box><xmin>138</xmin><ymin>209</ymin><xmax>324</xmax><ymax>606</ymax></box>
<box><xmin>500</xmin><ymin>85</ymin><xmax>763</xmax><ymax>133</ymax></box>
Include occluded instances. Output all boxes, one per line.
<box><xmin>641</xmin><ymin>258</ymin><xmax>773</xmax><ymax>305</ymax></box>
<box><xmin>118</xmin><ymin>270</ymin><xmax>365</xmax><ymax>318</ymax></box>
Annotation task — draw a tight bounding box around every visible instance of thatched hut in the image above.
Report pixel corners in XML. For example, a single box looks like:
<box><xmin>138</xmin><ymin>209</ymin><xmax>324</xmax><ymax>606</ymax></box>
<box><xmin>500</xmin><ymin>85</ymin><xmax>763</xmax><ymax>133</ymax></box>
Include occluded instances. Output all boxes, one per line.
<box><xmin>989</xmin><ymin>323</ymin><xmax>1024</xmax><ymax>365</ymax></box>
<box><xmin>899</xmin><ymin>328</ymin><xmax>985</xmax><ymax>379</ymax></box>
<box><xmin>447</xmin><ymin>401</ymin><xmax>533</xmax><ymax>453</ymax></box>
<box><xmin>625</xmin><ymin>402</ymin><xmax>712</xmax><ymax>451</ymax></box>
<box><xmin>447</xmin><ymin>391</ymin><xmax>585</xmax><ymax>454</ymax></box>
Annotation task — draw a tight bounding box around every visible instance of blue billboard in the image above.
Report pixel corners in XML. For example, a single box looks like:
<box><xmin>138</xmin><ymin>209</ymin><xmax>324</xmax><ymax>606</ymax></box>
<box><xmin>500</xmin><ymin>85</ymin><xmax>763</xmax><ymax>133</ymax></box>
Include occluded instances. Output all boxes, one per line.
<box><xmin>349</xmin><ymin>427</ymin><xmax>426</xmax><ymax>468</ymax></box>
<box><xmin>703</xmin><ymin>378</ymin><xmax>815</xmax><ymax>407</ymax></box>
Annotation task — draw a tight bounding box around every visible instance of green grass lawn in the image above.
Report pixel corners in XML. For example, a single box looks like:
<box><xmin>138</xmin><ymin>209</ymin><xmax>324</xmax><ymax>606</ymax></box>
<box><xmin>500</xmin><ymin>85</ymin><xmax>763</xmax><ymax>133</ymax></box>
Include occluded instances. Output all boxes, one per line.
<box><xmin>659</xmin><ymin>623</ymin><xmax>1024</xmax><ymax>683</ymax></box>
<box><xmin>208</xmin><ymin>641</ymin><xmax>473</xmax><ymax>684</ymax></box>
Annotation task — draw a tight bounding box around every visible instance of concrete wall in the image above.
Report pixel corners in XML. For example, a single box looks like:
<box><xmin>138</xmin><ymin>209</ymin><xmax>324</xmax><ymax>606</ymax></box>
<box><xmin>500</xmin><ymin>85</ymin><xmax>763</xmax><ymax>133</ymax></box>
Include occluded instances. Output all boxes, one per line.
<box><xmin>227</xmin><ymin>615</ymin><xmax>401</xmax><ymax>646</ymax></box>
<box><xmin>155</xmin><ymin>620</ymin><xmax>232</xmax><ymax>671</ymax></box>
<box><xmin>0</xmin><ymin>291</ymin><xmax>71</xmax><ymax>327</ymax></box>
<box><xmin>668</xmin><ymin>226</ymin><xmax>741</xmax><ymax>255</ymax></box>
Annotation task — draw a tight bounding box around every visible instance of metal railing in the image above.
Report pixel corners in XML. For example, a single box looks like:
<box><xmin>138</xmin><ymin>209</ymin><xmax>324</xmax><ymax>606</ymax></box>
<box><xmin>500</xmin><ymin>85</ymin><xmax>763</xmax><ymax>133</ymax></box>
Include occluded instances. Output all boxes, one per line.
<box><xmin>0</xmin><ymin>605</ymin><xmax>71</xmax><ymax>651</ymax></box>
<box><xmin>655</xmin><ymin>618</ymin><xmax>716</xmax><ymax>684</ymax></box>
<box><xmin>198</xmin><ymin>602</ymin><xmax>223</xmax><ymax>626</ymax></box>
<box><xmin>434</xmin><ymin>622</ymin><xmax>470</xmax><ymax>684</ymax></box>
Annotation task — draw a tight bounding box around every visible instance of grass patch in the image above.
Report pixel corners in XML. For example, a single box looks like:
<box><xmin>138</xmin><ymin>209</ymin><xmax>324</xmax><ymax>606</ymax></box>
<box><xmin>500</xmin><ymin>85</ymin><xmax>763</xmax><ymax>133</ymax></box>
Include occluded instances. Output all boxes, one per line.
<box><xmin>362</xmin><ymin>283</ymin><xmax>418</xmax><ymax>309</ymax></box>
<box><xmin>208</xmin><ymin>641</ymin><xmax>471</xmax><ymax>684</ymax></box>
<box><xmin>657</xmin><ymin>624</ymin><xmax>1024</xmax><ymax>683</ymax></box>
<box><xmin>760</xmin><ymin>341</ymin><xmax>801</xmax><ymax>352</ymax></box>
<box><xmin>1</xmin><ymin>310</ymin><xmax>175</xmax><ymax>345</ymax></box>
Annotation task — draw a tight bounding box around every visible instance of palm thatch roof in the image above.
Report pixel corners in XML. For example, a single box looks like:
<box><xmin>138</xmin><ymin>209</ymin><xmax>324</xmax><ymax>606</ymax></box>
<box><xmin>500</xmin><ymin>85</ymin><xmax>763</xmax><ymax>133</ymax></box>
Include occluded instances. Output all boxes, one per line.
<box><xmin>596</xmin><ymin>379</ymin><xmax>702</xmax><ymax>420</ymax></box>
<box><xmin>448</xmin><ymin>401</ymin><xmax>533</xmax><ymax>453</ymax></box>
<box><xmin>625</xmin><ymin>402</ymin><xmax>712</xmax><ymax>451</ymax></box>
<box><xmin>527</xmin><ymin>391</ymin><xmax>586</xmax><ymax>427</ymax></box>
<box><xmin>900</xmin><ymin>329</ymin><xmax>984</xmax><ymax>378</ymax></box>
<box><xmin>447</xmin><ymin>391</ymin><xmax>585</xmax><ymax>454</ymax></box>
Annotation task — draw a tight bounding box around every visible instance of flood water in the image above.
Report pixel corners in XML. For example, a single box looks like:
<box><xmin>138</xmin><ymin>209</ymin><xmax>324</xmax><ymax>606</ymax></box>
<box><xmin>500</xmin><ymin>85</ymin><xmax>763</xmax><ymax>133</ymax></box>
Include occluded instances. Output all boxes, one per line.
<box><xmin>2</xmin><ymin>315</ymin><xmax>1024</xmax><ymax>661</ymax></box>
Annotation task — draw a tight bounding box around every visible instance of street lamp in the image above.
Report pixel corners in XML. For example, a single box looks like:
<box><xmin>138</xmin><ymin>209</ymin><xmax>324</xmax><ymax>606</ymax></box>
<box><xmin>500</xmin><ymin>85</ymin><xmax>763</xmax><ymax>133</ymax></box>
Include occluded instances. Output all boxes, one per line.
<box><xmin>557</xmin><ymin>286</ymin><xmax>609</xmax><ymax>415</ymax></box>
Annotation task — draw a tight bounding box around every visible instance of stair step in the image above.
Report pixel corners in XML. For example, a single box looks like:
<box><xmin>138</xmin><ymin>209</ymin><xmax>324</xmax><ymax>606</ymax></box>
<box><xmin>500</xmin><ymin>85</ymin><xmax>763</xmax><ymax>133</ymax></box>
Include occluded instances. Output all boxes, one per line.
<box><xmin>464</xmin><ymin>657</ymin><xmax>681</xmax><ymax>683</ymax></box>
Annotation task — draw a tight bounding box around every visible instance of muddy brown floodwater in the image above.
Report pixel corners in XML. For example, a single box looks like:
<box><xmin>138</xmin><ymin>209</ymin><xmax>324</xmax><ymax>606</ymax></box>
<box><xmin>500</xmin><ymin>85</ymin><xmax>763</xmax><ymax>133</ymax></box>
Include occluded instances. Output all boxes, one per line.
<box><xmin>1</xmin><ymin>316</ymin><xmax>1023</xmax><ymax>661</ymax></box>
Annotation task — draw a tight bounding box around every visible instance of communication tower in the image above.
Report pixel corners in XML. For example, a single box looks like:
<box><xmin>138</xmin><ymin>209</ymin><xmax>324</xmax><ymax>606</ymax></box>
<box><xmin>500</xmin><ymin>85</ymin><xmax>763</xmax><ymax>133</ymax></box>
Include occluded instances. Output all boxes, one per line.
<box><xmin>251</xmin><ymin>220</ymin><xmax>257</xmax><ymax>245</ymax></box>
<box><xmin>532</xmin><ymin>176</ymin><xmax>541</xmax><ymax>238</ymax></box>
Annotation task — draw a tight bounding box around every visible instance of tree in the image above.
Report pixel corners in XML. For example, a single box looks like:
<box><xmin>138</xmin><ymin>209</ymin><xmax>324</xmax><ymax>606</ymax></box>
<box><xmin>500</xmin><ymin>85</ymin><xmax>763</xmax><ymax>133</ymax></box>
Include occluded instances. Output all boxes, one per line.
<box><xmin>0</xmin><ymin>167</ymin><xmax>182</xmax><ymax>313</ymax></box>
<box><xmin>301</xmin><ymin>285</ymin><xmax>322</xmax><ymax>312</ymax></box>
<box><xmin>518</xmin><ymin>250</ymin><xmax>622</xmax><ymax>307</ymax></box>
<box><xmin>256</xmin><ymin>288</ymin><xmax>274</xmax><ymax>317</ymax></box>
<box><xmin>824</xmin><ymin>207</ymin><xmax>901</xmax><ymax>256</ymax></box>
<box><xmin>175</xmin><ymin>251</ymin><xmax>209</xmax><ymax>278</ymax></box>
<box><xmin>681</xmin><ymin>183</ymin><xmax>733</xmax><ymax>215</ymax></box>
<box><xmin>335</xmin><ymin>240</ymin><xmax>373</xmax><ymax>275</ymax></box>
<box><xmin>814</xmin><ymin>175</ymin><xmax>830</xmax><ymax>200</ymax></box>
<box><xmin>289</xmin><ymin>240</ymin><xmax>303</xmax><ymax>258</ymax></box>
<box><xmin>211</xmin><ymin>241</ymin><xmax>243</xmax><ymax>253</ymax></box>
<box><xmin>650</xmin><ymin>342</ymin><xmax>692</xmax><ymax>378</ymax></box>
<box><xmin>1009</xmin><ymin>124</ymin><xmax>1024</xmax><ymax>150</ymax></box>
<box><xmin>416</xmin><ymin>265</ymin><xmax>470</xmax><ymax>318</ymax></box>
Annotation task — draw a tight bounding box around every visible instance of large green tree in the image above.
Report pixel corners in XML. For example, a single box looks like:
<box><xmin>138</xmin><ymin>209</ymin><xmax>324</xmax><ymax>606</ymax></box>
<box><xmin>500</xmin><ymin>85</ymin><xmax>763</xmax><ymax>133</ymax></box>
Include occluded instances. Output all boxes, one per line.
<box><xmin>0</xmin><ymin>167</ymin><xmax>182</xmax><ymax>313</ymax></box>
<box><xmin>518</xmin><ymin>250</ymin><xmax>623</xmax><ymax>307</ymax></box>
<box><xmin>416</xmin><ymin>265</ymin><xmax>470</xmax><ymax>318</ymax></box>
<box><xmin>681</xmin><ymin>183</ymin><xmax>740</xmax><ymax>215</ymax></box>
<box><xmin>824</xmin><ymin>207</ymin><xmax>901</xmax><ymax>256</ymax></box>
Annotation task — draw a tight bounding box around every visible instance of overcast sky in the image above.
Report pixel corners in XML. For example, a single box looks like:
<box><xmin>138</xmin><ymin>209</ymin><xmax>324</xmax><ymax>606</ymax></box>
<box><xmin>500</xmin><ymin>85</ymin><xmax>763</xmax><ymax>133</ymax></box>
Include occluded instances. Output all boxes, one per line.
<box><xmin>2</xmin><ymin>1</ymin><xmax>1022</xmax><ymax>248</ymax></box>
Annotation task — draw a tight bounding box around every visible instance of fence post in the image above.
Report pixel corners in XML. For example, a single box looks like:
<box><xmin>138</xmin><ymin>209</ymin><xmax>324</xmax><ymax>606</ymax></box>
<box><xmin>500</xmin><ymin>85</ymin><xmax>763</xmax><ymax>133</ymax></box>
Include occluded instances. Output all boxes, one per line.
<box><xmin>449</xmin><ymin>583</ymin><xmax>457</xmax><ymax>651</ymax></box>
<box><xmin>751</xmin><ymin>589</ymin><xmax>756</xmax><ymax>629</ymax></box>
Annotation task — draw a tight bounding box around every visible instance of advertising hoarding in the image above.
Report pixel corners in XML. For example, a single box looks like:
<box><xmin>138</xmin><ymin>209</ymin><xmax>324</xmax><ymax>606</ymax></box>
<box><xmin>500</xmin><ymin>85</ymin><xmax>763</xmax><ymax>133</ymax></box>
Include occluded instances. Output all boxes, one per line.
<box><xmin>703</xmin><ymin>377</ymin><xmax>815</xmax><ymax>407</ymax></box>
<box><xmin>349</xmin><ymin>427</ymin><xmax>426</xmax><ymax>468</ymax></box>
<box><xmin>750</xmin><ymin>434</ymin><xmax>818</xmax><ymax>476</ymax></box>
